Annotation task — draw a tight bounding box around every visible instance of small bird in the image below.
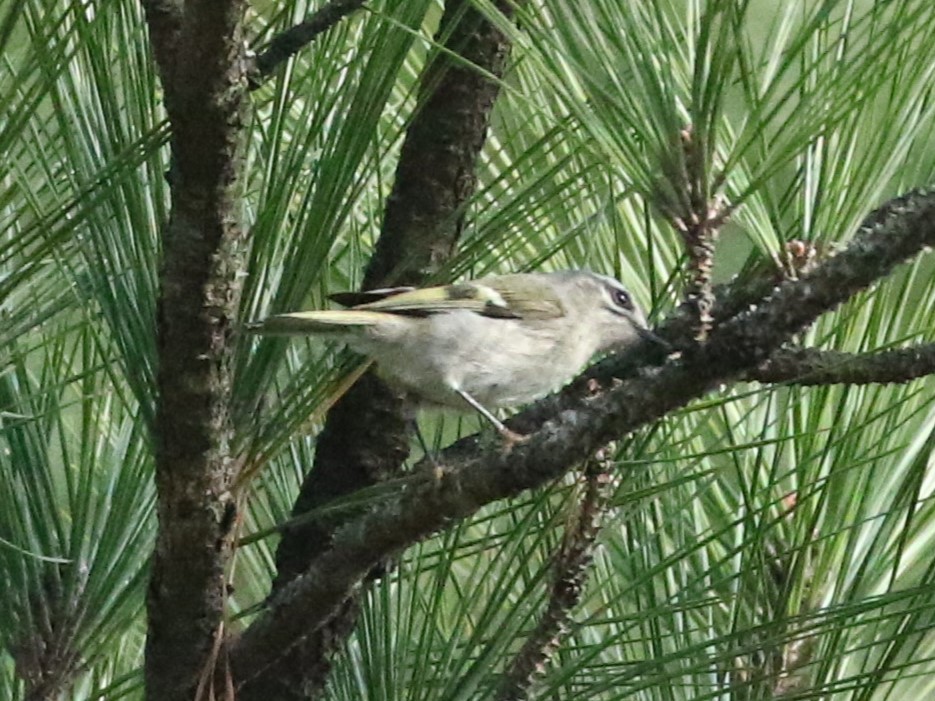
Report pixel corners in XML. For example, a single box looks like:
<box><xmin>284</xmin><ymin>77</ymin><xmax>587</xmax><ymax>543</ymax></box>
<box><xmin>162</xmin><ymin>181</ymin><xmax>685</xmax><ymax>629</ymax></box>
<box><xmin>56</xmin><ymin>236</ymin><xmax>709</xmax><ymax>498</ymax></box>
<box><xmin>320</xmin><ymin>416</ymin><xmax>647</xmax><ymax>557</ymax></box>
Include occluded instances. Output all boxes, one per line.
<box><xmin>248</xmin><ymin>270</ymin><xmax>660</xmax><ymax>439</ymax></box>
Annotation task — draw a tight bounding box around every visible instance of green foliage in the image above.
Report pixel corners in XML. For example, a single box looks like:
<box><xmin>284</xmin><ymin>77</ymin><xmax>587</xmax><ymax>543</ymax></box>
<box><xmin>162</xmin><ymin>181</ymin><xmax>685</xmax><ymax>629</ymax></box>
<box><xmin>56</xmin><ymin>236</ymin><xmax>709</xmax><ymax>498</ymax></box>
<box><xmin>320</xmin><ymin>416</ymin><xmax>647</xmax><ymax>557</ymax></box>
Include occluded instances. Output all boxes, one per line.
<box><xmin>0</xmin><ymin>0</ymin><xmax>934</xmax><ymax>698</ymax></box>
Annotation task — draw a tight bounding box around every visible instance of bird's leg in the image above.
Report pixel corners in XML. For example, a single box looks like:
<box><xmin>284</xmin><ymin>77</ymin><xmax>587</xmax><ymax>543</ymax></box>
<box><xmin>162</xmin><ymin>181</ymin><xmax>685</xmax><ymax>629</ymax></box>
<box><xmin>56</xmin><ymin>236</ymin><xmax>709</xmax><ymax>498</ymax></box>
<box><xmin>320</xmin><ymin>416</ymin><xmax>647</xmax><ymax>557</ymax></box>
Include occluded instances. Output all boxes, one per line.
<box><xmin>455</xmin><ymin>388</ymin><xmax>529</xmax><ymax>447</ymax></box>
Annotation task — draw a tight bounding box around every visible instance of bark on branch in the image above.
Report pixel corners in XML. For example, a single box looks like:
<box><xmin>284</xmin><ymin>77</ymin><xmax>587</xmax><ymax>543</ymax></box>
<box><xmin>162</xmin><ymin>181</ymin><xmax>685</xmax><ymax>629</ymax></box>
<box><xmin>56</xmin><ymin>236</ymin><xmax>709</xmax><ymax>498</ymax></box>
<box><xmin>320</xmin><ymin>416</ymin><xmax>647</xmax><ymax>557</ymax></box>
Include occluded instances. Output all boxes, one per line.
<box><xmin>141</xmin><ymin>1</ymin><xmax>249</xmax><ymax>699</ymax></box>
<box><xmin>498</xmin><ymin>460</ymin><xmax>612</xmax><ymax>700</ymax></box>
<box><xmin>249</xmin><ymin>0</ymin><xmax>367</xmax><ymax>88</ymax></box>
<box><xmin>230</xmin><ymin>188</ymin><xmax>935</xmax><ymax>682</ymax></box>
<box><xmin>751</xmin><ymin>344</ymin><xmax>935</xmax><ymax>385</ymax></box>
<box><xmin>238</xmin><ymin>2</ymin><xmax>518</xmax><ymax>698</ymax></box>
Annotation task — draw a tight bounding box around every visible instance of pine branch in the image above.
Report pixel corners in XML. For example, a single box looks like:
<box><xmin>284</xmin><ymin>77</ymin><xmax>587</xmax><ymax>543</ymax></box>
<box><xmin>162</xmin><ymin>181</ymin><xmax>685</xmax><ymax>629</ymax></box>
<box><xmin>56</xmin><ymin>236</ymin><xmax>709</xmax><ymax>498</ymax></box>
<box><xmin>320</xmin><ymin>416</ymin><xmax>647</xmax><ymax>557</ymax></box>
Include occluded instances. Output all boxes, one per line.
<box><xmin>141</xmin><ymin>1</ymin><xmax>250</xmax><ymax>699</ymax></box>
<box><xmin>238</xmin><ymin>2</ymin><xmax>520</xmax><ymax>698</ymax></box>
<box><xmin>248</xmin><ymin>0</ymin><xmax>367</xmax><ymax>88</ymax></box>
<box><xmin>140</xmin><ymin>0</ymin><xmax>183</xmax><ymax>79</ymax></box>
<box><xmin>664</xmin><ymin>126</ymin><xmax>730</xmax><ymax>341</ymax></box>
<box><xmin>498</xmin><ymin>459</ymin><xmax>612</xmax><ymax>701</ymax></box>
<box><xmin>751</xmin><ymin>344</ymin><xmax>935</xmax><ymax>386</ymax></box>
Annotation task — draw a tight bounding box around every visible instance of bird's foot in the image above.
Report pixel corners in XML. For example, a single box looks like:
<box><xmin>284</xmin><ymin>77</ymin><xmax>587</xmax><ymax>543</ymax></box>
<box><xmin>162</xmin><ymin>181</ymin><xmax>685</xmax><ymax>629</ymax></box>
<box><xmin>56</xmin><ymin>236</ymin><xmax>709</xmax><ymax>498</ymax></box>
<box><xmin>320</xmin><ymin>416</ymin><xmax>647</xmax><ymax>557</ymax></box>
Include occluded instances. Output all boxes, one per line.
<box><xmin>498</xmin><ymin>426</ymin><xmax>530</xmax><ymax>453</ymax></box>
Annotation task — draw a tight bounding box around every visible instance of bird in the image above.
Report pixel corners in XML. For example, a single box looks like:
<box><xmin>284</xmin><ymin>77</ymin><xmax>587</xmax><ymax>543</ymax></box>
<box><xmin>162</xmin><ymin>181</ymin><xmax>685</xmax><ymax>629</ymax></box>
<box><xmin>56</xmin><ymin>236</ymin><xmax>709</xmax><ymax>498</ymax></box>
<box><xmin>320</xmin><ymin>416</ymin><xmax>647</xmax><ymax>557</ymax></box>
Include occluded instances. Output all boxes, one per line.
<box><xmin>247</xmin><ymin>270</ymin><xmax>660</xmax><ymax>440</ymax></box>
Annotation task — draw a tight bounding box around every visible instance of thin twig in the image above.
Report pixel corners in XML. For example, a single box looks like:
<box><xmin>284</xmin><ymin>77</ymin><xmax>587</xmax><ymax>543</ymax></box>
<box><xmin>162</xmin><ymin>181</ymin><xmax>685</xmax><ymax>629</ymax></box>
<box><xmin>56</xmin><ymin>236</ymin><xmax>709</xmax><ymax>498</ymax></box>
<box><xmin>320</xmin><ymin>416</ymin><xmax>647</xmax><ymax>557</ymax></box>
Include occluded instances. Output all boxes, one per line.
<box><xmin>249</xmin><ymin>0</ymin><xmax>367</xmax><ymax>88</ymax></box>
<box><xmin>655</xmin><ymin>125</ymin><xmax>731</xmax><ymax>341</ymax></box>
<box><xmin>498</xmin><ymin>456</ymin><xmax>613</xmax><ymax>700</ymax></box>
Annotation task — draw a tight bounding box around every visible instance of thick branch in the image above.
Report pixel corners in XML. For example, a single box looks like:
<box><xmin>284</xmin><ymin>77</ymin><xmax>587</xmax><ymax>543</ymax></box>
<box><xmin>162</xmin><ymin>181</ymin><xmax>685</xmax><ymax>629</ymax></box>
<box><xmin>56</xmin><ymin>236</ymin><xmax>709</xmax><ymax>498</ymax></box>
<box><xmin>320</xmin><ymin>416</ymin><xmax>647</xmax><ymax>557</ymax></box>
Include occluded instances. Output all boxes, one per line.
<box><xmin>751</xmin><ymin>344</ymin><xmax>935</xmax><ymax>385</ymax></box>
<box><xmin>142</xmin><ymin>1</ymin><xmax>249</xmax><ymax>700</ymax></box>
<box><xmin>363</xmin><ymin>5</ymin><xmax>516</xmax><ymax>288</ymax></box>
<box><xmin>140</xmin><ymin>0</ymin><xmax>183</xmax><ymax>79</ymax></box>
<box><xmin>272</xmin><ymin>0</ymin><xmax>515</xmax><ymax>589</ymax></box>
<box><xmin>231</xmin><ymin>188</ymin><xmax>935</xmax><ymax>680</ymax></box>
<box><xmin>241</xmin><ymin>2</ymin><xmax>518</xmax><ymax>698</ymax></box>
<box><xmin>249</xmin><ymin>0</ymin><xmax>367</xmax><ymax>88</ymax></box>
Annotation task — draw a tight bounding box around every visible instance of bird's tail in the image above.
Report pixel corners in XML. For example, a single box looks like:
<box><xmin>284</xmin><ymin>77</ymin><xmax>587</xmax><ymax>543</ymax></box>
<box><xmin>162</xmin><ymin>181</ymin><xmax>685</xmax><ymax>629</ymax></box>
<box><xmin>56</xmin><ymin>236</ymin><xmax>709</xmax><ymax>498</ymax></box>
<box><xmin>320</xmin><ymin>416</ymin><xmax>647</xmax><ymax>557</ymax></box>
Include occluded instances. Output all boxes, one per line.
<box><xmin>245</xmin><ymin>310</ymin><xmax>388</xmax><ymax>335</ymax></box>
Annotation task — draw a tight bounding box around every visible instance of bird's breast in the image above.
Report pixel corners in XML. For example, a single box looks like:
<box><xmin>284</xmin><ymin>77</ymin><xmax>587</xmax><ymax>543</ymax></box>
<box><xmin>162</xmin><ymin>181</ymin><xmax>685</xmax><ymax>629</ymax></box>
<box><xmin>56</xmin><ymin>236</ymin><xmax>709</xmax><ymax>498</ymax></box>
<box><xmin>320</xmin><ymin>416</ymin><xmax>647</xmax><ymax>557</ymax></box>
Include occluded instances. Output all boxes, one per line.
<box><xmin>356</xmin><ymin>311</ymin><xmax>595</xmax><ymax>409</ymax></box>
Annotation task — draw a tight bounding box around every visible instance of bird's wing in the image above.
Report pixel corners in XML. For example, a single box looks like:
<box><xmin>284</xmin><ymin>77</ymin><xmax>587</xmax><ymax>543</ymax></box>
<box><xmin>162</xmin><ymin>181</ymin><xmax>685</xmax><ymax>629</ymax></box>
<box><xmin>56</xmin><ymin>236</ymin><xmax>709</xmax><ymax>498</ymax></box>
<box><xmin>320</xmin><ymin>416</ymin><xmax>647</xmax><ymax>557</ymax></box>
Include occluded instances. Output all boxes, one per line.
<box><xmin>351</xmin><ymin>281</ymin><xmax>514</xmax><ymax>316</ymax></box>
<box><xmin>480</xmin><ymin>274</ymin><xmax>566</xmax><ymax>319</ymax></box>
<box><xmin>329</xmin><ymin>286</ymin><xmax>415</xmax><ymax>307</ymax></box>
<box><xmin>351</xmin><ymin>275</ymin><xmax>566</xmax><ymax>320</ymax></box>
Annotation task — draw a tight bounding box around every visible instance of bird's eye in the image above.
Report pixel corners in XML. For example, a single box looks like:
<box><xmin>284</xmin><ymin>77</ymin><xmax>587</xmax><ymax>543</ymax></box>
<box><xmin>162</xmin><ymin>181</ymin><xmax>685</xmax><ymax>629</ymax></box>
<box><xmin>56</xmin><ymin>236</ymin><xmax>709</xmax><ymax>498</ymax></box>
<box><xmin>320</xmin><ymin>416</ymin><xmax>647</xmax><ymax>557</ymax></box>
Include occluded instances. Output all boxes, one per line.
<box><xmin>611</xmin><ymin>288</ymin><xmax>633</xmax><ymax>311</ymax></box>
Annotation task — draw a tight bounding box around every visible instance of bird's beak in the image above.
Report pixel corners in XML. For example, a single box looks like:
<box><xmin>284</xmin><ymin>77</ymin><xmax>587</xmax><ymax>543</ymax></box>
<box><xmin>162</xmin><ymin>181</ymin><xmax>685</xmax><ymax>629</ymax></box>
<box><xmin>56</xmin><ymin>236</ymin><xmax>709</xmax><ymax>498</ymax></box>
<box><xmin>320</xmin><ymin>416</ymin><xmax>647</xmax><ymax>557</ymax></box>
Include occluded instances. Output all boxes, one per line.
<box><xmin>637</xmin><ymin>325</ymin><xmax>672</xmax><ymax>351</ymax></box>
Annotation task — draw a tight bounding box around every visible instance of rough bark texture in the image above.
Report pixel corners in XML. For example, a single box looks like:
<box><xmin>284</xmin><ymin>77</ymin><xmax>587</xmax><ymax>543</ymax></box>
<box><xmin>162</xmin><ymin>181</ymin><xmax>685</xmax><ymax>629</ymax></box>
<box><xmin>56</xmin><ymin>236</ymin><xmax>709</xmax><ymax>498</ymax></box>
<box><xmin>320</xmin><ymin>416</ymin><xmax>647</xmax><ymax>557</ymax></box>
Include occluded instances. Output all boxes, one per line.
<box><xmin>141</xmin><ymin>0</ymin><xmax>249</xmax><ymax>698</ymax></box>
<box><xmin>752</xmin><ymin>344</ymin><xmax>935</xmax><ymax>385</ymax></box>
<box><xmin>229</xmin><ymin>187</ymin><xmax>935</xmax><ymax>677</ymax></box>
<box><xmin>235</xmin><ymin>2</ymin><xmax>518</xmax><ymax>698</ymax></box>
<box><xmin>361</xmin><ymin>2</ymin><xmax>515</xmax><ymax>289</ymax></box>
